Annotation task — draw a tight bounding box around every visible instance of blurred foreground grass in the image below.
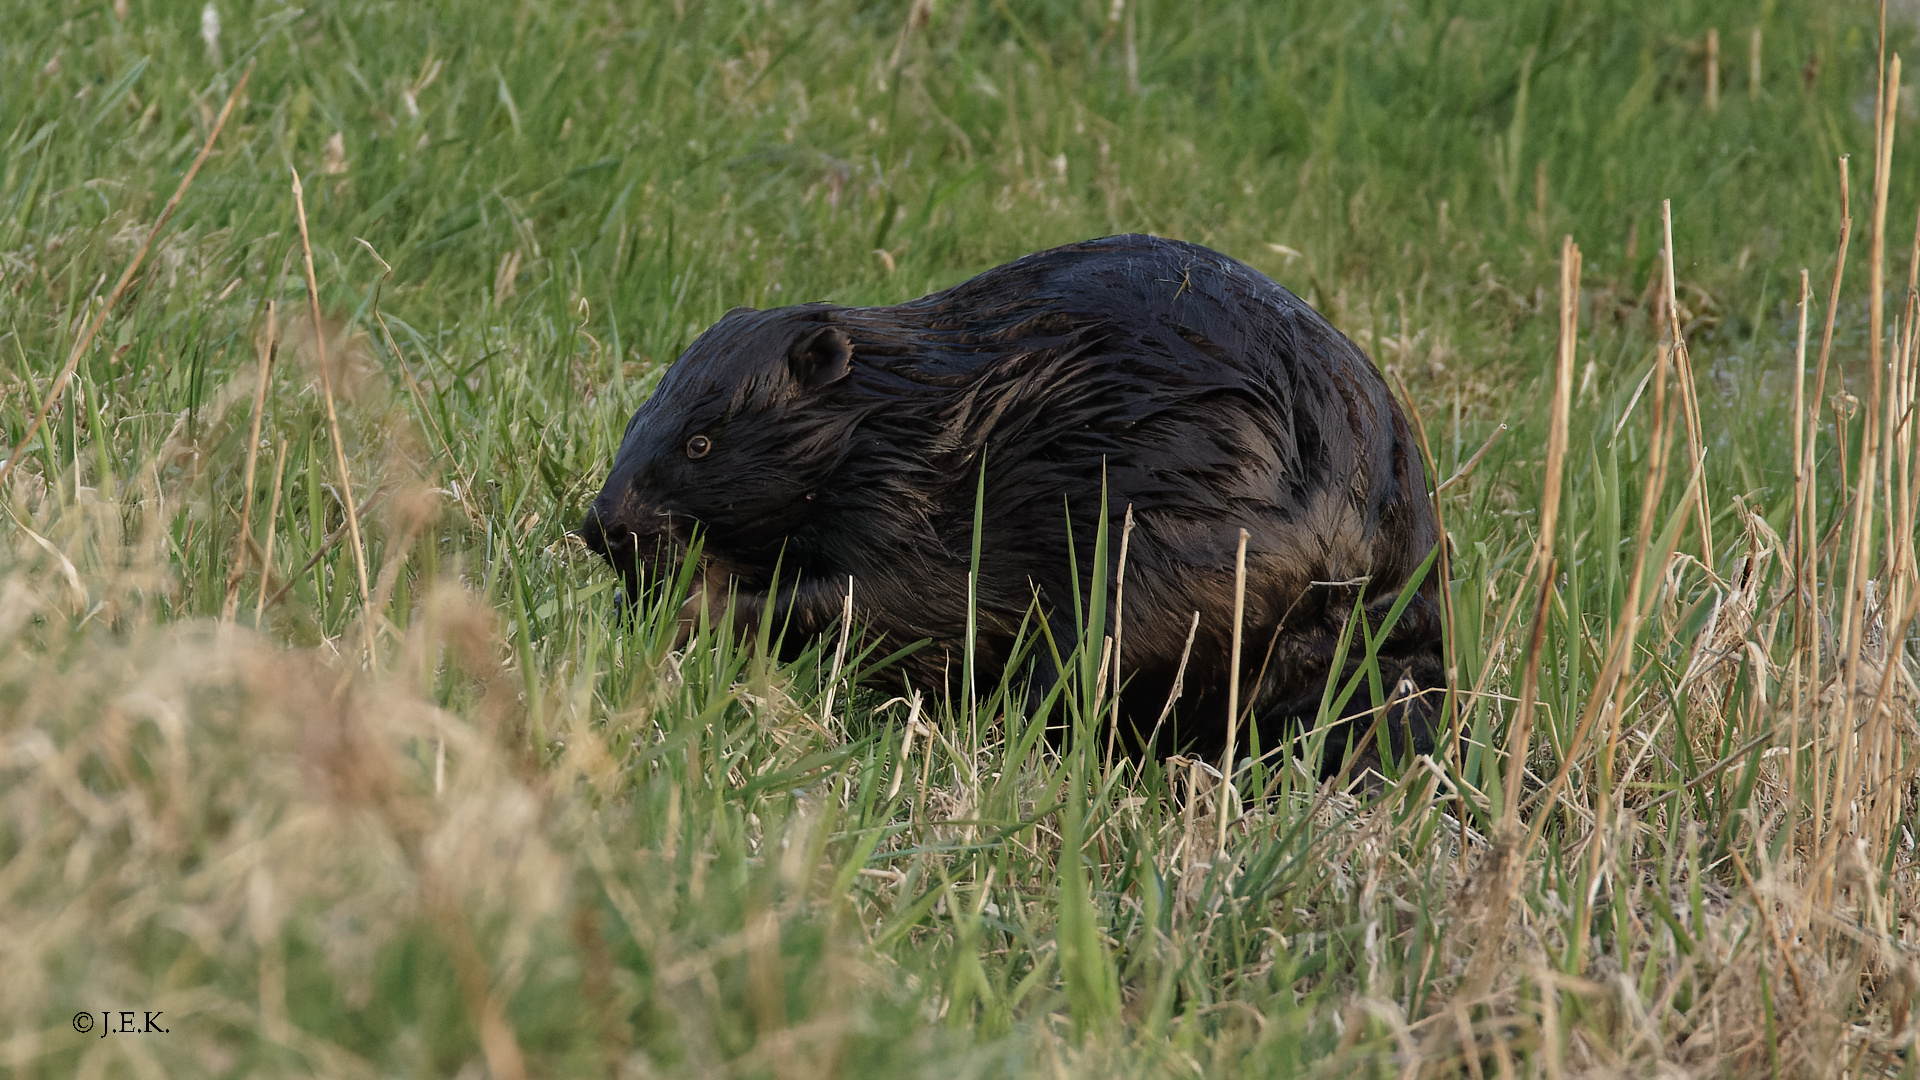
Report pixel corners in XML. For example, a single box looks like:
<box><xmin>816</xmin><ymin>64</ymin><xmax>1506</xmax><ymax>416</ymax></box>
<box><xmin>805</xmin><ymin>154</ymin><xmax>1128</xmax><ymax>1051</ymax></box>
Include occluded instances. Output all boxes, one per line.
<box><xmin>4</xmin><ymin>0</ymin><xmax>1919</xmax><ymax>1076</ymax></box>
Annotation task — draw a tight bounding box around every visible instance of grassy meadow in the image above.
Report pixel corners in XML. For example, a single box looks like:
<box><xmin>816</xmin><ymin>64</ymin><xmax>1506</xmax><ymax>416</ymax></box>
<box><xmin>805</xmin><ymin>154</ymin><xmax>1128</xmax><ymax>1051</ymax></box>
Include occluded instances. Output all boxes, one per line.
<box><xmin>4</xmin><ymin>0</ymin><xmax>1920</xmax><ymax>1075</ymax></box>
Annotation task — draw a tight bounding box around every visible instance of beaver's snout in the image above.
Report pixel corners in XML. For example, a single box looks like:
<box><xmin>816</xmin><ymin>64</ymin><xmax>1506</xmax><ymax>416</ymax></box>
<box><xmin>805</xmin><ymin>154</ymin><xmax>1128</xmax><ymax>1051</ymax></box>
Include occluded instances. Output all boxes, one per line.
<box><xmin>578</xmin><ymin>500</ymin><xmax>631</xmax><ymax>560</ymax></box>
<box><xmin>581</xmin><ymin>496</ymin><xmax>694</xmax><ymax>610</ymax></box>
<box><xmin>579</xmin><ymin>498</ymin><xmax>648</xmax><ymax>607</ymax></box>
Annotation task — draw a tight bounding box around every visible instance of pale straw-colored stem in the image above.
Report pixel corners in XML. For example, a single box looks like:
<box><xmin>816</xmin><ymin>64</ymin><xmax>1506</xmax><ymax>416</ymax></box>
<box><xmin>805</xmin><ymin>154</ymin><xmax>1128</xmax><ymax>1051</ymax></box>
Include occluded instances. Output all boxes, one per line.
<box><xmin>1788</xmin><ymin>270</ymin><xmax>1811</xmax><ymax>805</ymax></box>
<box><xmin>1830</xmin><ymin>54</ymin><xmax>1900</xmax><ymax>877</ymax></box>
<box><xmin>1804</xmin><ymin>158</ymin><xmax>1850</xmax><ymax>863</ymax></box>
<box><xmin>1216</xmin><ymin>527</ymin><xmax>1249</xmax><ymax>857</ymax></box>
<box><xmin>1502</xmin><ymin>237</ymin><xmax>1579</xmax><ymax>829</ymax></box>
<box><xmin>254</xmin><ymin>439</ymin><xmax>288</xmax><ymax>627</ymax></box>
<box><xmin>224</xmin><ymin>302</ymin><xmax>278</xmax><ymax>621</ymax></box>
<box><xmin>292</xmin><ymin>168</ymin><xmax>374</xmax><ymax>661</ymax></box>
<box><xmin>1107</xmin><ymin>503</ymin><xmax>1135</xmax><ymax>765</ymax></box>
<box><xmin>1662</xmin><ymin>201</ymin><xmax>1715</xmax><ymax>571</ymax></box>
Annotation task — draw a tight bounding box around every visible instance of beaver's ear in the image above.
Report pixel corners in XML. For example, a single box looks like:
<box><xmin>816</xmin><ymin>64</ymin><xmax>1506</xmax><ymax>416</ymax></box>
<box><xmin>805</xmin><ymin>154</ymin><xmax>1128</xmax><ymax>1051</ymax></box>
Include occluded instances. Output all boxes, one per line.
<box><xmin>788</xmin><ymin>325</ymin><xmax>852</xmax><ymax>390</ymax></box>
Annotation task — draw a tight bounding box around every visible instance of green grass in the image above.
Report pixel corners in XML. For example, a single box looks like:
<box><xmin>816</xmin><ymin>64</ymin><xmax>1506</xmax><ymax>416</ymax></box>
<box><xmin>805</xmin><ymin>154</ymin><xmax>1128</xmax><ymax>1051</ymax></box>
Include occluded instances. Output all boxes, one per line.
<box><xmin>4</xmin><ymin>0</ymin><xmax>1919</xmax><ymax>1076</ymax></box>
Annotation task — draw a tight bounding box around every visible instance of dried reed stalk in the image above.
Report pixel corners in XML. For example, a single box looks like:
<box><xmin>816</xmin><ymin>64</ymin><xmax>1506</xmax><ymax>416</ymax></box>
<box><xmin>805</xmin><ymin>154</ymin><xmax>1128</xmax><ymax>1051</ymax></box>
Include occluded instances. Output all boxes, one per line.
<box><xmin>1216</xmin><ymin>526</ymin><xmax>1249</xmax><ymax>857</ymax></box>
<box><xmin>1801</xmin><ymin>158</ymin><xmax>1850</xmax><ymax>859</ymax></box>
<box><xmin>1788</xmin><ymin>270</ymin><xmax>1811</xmax><ymax>801</ymax></box>
<box><xmin>1662</xmin><ymin>200</ymin><xmax>1715</xmax><ymax>570</ymax></box>
<box><xmin>291</xmin><ymin>167</ymin><xmax>374</xmax><ymax>658</ymax></box>
<box><xmin>1435</xmin><ymin>423</ymin><xmax>1506</xmax><ymax>495</ymax></box>
<box><xmin>254</xmin><ymin>438</ymin><xmax>288</xmax><ymax>626</ymax></box>
<box><xmin>1823</xmin><ymin>54</ymin><xmax>1901</xmax><ymax>895</ymax></box>
<box><xmin>1541</xmin><ymin>259</ymin><xmax>1678</xmax><ymax>834</ymax></box>
<box><xmin>1858</xmin><ymin>55</ymin><xmax>1920</xmax><ymax>857</ymax></box>
<box><xmin>223</xmin><ymin>302</ymin><xmax>279</xmax><ymax>620</ymax></box>
<box><xmin>1462</xmin><ymin>237</ymin><xmax>1583</xmax><ymax>1002</ymax></box>
<box><xmin>1501</xmin><ymin>237</ymin><xmax>1580</xmax><ymax>828</ymax></box>
<box><xmin>1107</xmin><ymin>503</ymin><xmax>1135</xmax><ymax>764</ymax></box>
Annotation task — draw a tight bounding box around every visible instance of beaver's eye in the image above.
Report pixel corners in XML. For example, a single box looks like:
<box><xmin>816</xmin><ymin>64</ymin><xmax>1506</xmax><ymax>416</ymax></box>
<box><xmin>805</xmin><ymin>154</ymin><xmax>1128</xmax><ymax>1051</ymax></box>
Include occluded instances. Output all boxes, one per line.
<box><xmin>685</xmin><ymin>434</ymin><xmax>712</xmax><ymax>459</ymax></box>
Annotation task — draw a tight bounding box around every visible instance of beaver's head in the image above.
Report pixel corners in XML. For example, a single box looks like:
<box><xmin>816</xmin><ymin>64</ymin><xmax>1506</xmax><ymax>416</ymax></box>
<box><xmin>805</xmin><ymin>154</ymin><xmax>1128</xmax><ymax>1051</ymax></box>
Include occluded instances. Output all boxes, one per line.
<box><xmin>579</xmin><ymin>304</ymin><xmax>856</xmax><ymax>604</ymax></box>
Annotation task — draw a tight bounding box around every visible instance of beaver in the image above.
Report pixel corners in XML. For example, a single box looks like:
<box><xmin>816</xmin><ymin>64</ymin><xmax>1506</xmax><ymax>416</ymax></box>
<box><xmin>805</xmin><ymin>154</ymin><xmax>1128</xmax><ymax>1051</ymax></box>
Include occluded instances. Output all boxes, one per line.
<box><xmin>580</xmin><ymin>234</ymin><xmax>1446</xmax><ymax>772</ymax></box>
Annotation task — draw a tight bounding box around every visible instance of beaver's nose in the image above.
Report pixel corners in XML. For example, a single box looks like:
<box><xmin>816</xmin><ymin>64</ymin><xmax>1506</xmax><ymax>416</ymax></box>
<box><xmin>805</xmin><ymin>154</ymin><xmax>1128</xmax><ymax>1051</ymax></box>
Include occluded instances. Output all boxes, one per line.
<box><xmin>578</xmin><ymin>501</ymin><xmax>634</xmax><ymax>559</ymax></box>
<box><xmin>577</xmin><ymin>509</ymin><xmax>606</xmax><ymax>554</ymax></box>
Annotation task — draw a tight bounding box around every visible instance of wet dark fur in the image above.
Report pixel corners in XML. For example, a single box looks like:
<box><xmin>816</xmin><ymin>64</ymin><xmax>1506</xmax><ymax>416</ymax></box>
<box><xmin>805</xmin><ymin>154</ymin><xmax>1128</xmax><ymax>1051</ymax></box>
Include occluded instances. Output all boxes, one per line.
<box><xmin>582</xmin><ymin>234</ymin><xmax>1446</xmax><ymax>769</ymax></box>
